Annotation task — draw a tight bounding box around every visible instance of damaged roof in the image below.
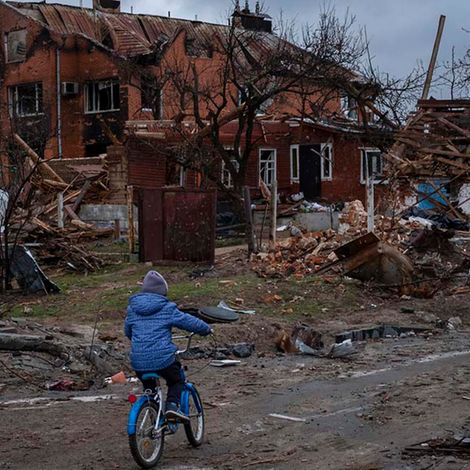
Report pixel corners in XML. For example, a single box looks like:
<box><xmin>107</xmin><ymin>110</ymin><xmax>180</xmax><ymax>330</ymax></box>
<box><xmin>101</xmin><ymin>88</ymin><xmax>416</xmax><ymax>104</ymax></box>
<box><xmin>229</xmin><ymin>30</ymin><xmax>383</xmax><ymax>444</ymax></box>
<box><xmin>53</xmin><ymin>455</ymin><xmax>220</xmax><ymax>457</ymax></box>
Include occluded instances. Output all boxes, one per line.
<box><xmin>4</xmin><ymin>1</ymin><xmax>280</xmax><ymax>59</ymax></box>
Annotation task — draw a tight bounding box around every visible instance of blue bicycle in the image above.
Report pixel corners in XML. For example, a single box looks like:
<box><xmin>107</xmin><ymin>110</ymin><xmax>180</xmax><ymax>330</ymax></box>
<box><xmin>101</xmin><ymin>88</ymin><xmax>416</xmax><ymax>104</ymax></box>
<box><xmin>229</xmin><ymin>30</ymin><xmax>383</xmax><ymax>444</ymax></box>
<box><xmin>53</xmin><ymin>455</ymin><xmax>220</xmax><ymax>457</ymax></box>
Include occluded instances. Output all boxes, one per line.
<box><xmin>127</xmin><ymin>333</ymin><xmax>205</xmax><ymax>468</ymax></box>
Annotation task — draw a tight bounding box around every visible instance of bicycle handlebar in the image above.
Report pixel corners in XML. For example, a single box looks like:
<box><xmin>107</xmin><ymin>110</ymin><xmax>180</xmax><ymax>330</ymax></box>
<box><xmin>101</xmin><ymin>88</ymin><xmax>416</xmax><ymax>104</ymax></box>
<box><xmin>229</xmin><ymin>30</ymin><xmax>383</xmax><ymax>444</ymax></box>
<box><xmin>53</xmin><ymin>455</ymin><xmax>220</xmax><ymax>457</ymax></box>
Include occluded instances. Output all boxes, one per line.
<box><xmin>173</xmin><ymin>330</ymin><xmax>214</xmax><ymax>355</ymax></box>
<box><xmin>174</xmin><ymin>333</ymin><xmax>195</xmax><ymax>355</ymax></box>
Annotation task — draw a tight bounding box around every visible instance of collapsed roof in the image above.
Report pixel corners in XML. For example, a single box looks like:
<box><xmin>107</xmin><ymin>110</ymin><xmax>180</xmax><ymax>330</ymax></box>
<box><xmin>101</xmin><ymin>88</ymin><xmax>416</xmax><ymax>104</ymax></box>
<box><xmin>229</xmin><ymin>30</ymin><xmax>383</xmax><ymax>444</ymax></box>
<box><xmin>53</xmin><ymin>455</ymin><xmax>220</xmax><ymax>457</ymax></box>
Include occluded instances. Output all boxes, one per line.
<box><xmin>4</xmin><ymin>1</ymin><xmax>283</xmax><ymax>59</ymax></box>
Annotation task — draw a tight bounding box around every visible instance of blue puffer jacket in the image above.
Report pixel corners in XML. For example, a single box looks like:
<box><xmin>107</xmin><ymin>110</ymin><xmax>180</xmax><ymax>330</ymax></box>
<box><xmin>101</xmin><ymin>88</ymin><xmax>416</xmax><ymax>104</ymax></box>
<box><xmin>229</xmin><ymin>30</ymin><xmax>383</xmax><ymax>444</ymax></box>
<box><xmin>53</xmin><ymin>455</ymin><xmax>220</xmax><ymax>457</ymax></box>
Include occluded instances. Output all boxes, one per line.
<box><xmin>124</xmin><ymin>293</ymin><xmax>211</xmax><ymax>371</ymax></box>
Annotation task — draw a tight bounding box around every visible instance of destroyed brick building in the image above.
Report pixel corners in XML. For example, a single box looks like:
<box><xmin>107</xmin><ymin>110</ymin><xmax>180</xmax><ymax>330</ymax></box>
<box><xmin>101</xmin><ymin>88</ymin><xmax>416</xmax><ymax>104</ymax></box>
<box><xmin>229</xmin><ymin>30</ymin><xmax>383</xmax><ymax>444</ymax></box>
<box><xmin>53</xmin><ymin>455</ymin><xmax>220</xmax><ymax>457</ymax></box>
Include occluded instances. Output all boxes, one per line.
<box><xmin>0</xmin><ymin>0</ymin><xmax>387</xmax><ymax>205</ymax></box>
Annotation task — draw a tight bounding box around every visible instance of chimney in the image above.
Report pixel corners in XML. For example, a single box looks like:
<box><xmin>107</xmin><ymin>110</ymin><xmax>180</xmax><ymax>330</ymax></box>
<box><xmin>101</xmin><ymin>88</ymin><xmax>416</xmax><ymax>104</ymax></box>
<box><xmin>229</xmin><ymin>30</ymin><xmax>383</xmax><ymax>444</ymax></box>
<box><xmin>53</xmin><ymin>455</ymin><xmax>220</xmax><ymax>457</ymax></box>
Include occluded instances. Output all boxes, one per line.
<box><xmin>93</xmin><ymin>0</ymin><xmax>121</xmax><ymax>13</ymax></box>
<box><xmin>231</xmin><ymin>1</ymin><xmax>272</xmax><ymax>33</ymax></box>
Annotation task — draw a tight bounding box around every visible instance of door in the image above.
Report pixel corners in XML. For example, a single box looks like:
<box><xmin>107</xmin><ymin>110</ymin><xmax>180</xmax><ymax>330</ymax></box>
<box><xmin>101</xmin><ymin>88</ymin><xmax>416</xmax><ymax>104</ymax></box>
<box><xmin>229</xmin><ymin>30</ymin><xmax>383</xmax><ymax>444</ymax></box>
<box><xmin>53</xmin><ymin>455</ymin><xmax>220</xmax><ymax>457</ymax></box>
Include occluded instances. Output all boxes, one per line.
<box><xmin>299</xmin><ymin>144</ymin><xmax>321</xmax><ymax>200</ymax></box>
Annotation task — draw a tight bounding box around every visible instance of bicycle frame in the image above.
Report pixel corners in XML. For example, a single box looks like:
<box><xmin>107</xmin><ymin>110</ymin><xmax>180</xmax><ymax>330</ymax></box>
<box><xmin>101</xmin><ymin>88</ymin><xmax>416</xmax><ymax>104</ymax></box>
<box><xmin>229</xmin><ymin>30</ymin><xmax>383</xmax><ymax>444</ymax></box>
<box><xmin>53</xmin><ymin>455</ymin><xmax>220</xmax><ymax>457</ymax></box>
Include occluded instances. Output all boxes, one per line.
<box><xmin>127</xmin><ymin>387</ymin><xmax>164</xmax><ymax>436</ymax></box>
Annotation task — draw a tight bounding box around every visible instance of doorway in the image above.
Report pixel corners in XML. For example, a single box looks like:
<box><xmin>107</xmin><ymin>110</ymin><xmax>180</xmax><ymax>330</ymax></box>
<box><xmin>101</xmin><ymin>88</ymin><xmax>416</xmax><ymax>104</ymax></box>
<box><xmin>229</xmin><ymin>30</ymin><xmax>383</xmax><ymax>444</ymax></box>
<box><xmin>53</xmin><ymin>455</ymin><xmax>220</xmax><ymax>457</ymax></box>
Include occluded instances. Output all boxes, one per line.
<box><xmin>299</xmin><ymin>144</ymin><xmax>321</xmax><ymax>200</ymax></box>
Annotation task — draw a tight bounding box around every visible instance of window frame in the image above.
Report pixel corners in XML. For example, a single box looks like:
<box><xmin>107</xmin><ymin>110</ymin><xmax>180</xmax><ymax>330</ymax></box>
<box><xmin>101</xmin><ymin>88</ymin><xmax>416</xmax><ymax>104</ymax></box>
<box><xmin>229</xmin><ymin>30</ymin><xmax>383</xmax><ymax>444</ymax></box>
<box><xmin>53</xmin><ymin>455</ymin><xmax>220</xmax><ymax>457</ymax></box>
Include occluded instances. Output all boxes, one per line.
<box><xmin>259</xmin><ymin>148</ymin><xmax>277</xmax><ymax>187</ymax></box>
<box><xmin>84</xmin><ymin>79</ymin><xmax>120</xmax><ymax>114</ymax></box>
<box><xmin>290</xmin><ymin>144</ymin><xmax>299</xmax><ymax>182</ymax></box>
<box><xmin>8</xmin><ymin>82</ymin><xmax>43</xmax><ymax>118</ymax></box>
<box><xmin>320</xmin><ymin>143</ymin><xmax>333</xmax><ymax>181</ymax></box>
<box><xmin>360</xmin><ymin>147</ymin><xmax>384</xmax><ymax>184</ymax></box>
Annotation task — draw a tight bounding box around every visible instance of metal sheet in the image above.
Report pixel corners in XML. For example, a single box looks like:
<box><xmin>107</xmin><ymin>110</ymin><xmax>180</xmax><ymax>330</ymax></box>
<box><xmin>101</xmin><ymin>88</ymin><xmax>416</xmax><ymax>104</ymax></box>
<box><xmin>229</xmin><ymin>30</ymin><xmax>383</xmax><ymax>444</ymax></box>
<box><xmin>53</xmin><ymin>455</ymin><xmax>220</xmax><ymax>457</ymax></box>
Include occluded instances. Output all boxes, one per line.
<box><xmin>138</xmin><ymin>189</ymin><xmax>216</xmax><ymax>263</ymax></box>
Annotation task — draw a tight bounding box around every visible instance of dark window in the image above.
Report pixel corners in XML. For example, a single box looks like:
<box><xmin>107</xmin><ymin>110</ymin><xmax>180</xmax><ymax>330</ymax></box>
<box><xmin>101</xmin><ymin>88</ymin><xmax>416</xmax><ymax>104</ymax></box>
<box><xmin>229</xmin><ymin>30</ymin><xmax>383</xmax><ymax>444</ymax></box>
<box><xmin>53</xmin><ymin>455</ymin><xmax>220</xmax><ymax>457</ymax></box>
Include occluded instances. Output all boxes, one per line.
<box><xmin>85</xmin><ymin>80</ymin><xmax>120</xmax><ymax>113</ymax></box>
<box><xmin>8</xmin><ymin>83</ymin><xmax>43</xmax><ymax>117</ymax></box>
<box><xmin>141</xmin><ymin>78</ymin><xmax>163</xmax><ymax>119</ymax></box>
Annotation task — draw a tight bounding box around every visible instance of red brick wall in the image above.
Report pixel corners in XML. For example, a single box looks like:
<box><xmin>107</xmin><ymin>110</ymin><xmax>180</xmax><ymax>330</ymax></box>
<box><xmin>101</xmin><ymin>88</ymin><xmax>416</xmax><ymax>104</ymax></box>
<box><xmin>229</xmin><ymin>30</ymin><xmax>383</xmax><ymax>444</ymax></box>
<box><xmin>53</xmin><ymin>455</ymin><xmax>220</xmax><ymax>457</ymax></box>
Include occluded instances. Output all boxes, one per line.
<box><xmin>0</xmin><ymin>5</ymin><xmax>127</xmax><ymax>159</ymax></box>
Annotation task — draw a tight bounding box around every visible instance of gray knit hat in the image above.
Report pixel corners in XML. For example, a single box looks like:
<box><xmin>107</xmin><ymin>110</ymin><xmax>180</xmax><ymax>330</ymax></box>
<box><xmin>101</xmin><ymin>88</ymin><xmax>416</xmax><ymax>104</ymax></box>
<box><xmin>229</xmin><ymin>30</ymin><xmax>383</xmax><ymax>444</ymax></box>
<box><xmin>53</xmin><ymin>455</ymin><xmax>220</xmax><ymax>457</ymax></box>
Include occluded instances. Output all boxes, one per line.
<box><xmin>142</xmin><ymin>270</ymin><xmax>168</xmax><ymax>296</ymax></box>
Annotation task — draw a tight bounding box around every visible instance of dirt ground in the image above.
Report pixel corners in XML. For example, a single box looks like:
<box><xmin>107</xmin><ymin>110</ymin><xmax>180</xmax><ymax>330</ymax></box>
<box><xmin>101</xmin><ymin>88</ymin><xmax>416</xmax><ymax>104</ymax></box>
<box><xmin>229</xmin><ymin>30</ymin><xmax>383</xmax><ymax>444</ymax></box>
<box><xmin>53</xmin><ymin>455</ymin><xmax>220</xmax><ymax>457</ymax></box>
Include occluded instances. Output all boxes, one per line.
<box><xmin>2</xmin><ymin>253</ymin><xmax>470</xmax><ymax>469</ymax></box>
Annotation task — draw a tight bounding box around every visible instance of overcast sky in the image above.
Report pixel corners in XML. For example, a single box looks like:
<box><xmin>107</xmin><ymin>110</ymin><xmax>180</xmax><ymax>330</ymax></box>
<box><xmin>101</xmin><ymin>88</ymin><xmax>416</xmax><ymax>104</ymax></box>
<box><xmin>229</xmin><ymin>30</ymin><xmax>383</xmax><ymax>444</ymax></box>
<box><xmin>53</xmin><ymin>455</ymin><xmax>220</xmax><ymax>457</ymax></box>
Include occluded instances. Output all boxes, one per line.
<box><xmin>18</xmin><ymin>0</ymin><xmax>470</xmax><ymax>95</ymax></box>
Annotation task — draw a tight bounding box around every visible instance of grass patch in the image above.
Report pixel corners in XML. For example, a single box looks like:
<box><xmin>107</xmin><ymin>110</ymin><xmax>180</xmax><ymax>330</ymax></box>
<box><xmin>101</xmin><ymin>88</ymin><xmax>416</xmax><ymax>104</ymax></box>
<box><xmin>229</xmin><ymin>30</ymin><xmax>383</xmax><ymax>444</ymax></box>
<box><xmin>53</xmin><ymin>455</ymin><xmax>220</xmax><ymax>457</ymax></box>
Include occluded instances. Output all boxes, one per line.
<box><xmin>6</xmin><ymin>262</ymin><xmax>365</xmax><ymax>325</ymax></box>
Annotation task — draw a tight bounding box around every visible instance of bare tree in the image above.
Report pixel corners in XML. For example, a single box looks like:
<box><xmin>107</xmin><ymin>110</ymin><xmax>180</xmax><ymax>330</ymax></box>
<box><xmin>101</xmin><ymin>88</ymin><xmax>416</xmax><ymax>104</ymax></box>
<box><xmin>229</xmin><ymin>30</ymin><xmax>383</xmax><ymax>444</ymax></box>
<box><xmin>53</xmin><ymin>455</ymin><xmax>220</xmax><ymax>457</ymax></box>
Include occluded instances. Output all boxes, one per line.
<box><xmin>130</xmin><ymin>5</ymin><xmax>424</xmax><ymax>252</ymax></box>
<box><xmin>0</xmin><ymin>104</ymin><xmax>52</xmax><ymax>292</ymax></box>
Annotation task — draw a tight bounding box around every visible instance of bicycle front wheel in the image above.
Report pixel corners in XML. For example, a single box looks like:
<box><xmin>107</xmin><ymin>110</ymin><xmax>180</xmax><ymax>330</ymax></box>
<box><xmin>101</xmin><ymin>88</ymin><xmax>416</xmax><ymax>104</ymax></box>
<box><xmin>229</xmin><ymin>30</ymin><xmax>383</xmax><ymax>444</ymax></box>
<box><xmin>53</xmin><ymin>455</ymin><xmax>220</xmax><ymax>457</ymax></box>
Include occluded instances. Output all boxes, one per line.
<box><xmin>184</xmin><ymin>387</ymin><xmax>205</xmax><ymax>447</ymax></box>
<box><xmin>129</xmin><ymin>401</ymin><xmax>164</xmax><ymax>468</ymax></box>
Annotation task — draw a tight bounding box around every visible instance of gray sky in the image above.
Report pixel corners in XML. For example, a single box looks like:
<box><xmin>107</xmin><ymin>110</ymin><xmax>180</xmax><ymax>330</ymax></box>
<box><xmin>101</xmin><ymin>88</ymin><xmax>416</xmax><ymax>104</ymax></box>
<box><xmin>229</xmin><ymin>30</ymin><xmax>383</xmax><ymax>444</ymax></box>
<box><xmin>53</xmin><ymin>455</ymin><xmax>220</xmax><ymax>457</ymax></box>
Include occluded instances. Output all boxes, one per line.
<box><xmin>18</xmin><ymin>0</ymin><xmax>470</xmax><ymax>94</ymax></box>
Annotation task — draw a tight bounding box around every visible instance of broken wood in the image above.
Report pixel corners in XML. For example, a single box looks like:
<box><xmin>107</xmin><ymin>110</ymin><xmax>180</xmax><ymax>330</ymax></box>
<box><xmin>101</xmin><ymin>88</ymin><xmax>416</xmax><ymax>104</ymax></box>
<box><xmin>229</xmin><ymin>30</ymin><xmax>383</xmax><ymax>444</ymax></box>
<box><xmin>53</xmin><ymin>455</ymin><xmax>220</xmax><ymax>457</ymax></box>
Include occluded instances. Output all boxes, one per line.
<box><xmin>13</xmin><ymin>134</ymin><xmax>65</xmax><ymax>184</ymax></box>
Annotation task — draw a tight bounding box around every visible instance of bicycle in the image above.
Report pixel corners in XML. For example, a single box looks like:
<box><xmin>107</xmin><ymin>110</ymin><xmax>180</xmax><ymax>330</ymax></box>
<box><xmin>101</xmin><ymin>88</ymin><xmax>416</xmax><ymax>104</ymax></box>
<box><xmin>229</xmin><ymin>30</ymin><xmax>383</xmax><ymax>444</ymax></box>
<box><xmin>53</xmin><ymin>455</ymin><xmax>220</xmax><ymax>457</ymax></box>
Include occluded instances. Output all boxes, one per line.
<box><xmin>126</xmin><ymin>333</ymin><xmax>205</xmax><ymax>469</ymax></box>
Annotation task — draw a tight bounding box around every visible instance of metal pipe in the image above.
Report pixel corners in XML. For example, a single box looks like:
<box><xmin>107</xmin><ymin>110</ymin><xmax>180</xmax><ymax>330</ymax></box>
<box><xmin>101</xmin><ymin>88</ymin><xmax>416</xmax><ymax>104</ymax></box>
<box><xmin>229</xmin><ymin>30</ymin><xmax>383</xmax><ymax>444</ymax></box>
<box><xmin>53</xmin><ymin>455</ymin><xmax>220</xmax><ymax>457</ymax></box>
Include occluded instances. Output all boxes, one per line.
<box><xmin>421</xmin><ymin>15</ymin><xmax>446</xmax><ymax>100</ymax></box>
<box><xmin>56</xmin><ymin>47</ymin><xmax>63</xmax><ymax>159</ymax></box>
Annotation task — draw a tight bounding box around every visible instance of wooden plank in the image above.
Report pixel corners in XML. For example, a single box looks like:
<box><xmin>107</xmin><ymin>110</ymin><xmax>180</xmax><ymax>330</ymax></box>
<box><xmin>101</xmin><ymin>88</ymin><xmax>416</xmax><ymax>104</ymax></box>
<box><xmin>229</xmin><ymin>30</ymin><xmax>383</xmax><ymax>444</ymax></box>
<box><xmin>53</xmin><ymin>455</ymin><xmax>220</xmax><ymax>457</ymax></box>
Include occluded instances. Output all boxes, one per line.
<box><xmin>127</xmin><ymin>185</ymin><xmax>135</xmax><ymax>254</ymax></box>
<box><xmin>270</xmin><ymin>180</ymin><xmax>278</xmax><ymax>245</ymax></box>
<box><xmin>13</xmin><ymin>134</ymin><xmax>66</xmax><ymax>184</ymax></box>
<box><xmin>71</xmin><ymin>180</ymin><xmax>91</xmax><ymax>213</ymax></box>
<box><xmin>243</xmin><ymin>186</ymin><xmax>256</xmax><ymax>254</ymax></box>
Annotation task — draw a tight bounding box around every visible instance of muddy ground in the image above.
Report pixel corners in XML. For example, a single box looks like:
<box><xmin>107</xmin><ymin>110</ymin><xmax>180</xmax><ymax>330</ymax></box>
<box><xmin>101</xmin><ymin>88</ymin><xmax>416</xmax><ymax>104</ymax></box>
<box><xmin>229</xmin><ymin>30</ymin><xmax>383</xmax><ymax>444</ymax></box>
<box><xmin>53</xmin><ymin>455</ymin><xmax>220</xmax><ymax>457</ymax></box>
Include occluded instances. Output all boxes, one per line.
<box><xmin>1</xmin><ymin>254</ymin><xmax>470</xmax><ymax>469</ymax></box>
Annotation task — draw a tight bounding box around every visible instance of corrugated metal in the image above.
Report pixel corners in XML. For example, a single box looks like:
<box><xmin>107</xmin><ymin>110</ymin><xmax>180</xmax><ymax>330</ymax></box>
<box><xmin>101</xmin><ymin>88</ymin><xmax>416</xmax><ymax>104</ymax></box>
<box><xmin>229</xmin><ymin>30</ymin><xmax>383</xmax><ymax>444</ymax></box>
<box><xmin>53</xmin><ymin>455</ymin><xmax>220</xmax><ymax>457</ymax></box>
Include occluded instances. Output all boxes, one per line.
<box><xmin>139</xmin><ymin>189</ymin><xmax>216</xmax><ymax>263</ymax></box>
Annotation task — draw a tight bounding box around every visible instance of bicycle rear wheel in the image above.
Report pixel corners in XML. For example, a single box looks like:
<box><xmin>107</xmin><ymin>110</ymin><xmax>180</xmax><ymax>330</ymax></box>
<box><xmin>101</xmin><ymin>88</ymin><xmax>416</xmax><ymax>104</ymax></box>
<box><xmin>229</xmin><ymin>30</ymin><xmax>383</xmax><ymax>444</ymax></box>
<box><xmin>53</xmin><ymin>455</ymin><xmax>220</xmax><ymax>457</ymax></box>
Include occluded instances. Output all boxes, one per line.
<box><xmin>184</xmin><ymin>387</ymin><xmax>205</xmax><ymax>447</ymax></box>
<box><xmin>129</xmin><ymin>401</ymin><xmax>164</xmax><ymax>468</ymax></box>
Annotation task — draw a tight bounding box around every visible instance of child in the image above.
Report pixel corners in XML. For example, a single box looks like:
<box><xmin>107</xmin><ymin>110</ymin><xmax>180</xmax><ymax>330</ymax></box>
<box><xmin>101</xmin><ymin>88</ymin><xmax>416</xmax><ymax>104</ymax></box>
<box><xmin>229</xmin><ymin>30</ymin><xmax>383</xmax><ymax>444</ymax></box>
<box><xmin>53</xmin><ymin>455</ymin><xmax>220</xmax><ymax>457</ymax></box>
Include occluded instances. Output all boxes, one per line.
<box><xmin>125</xmin><ymin>270</ymin><xmax>211</xmax><ymax>421</ymax></box>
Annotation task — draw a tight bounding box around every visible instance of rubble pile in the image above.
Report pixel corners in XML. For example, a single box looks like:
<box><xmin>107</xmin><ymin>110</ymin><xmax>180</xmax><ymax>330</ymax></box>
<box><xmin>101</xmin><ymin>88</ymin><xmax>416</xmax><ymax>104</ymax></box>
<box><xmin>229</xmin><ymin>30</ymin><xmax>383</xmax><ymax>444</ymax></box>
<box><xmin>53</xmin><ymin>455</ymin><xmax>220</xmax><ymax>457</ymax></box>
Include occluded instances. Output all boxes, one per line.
<box><xmin>252</xmin><ymin>228</ymin><xmax>340</xmax><ymax>278</ymax></box>
<box><xmin>252</xmin><ymin>197</ymin><xmax>470</xmax><ymax>293</ymax></box>
<box><xmin>9</xmin><ymin>135</ymin><xmax>113</xmax><ymax>271</ymax></box>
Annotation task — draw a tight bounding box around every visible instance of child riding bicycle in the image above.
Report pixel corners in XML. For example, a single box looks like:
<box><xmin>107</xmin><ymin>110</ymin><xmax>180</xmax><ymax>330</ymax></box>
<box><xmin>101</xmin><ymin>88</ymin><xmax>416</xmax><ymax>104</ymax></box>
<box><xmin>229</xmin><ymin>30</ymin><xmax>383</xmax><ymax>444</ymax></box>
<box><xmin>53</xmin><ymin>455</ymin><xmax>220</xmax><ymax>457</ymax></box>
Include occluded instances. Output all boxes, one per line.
<box><xmin>124</xmin><ymin>270</ymin><xmax>211</xmax><ymax>421</ymax></box>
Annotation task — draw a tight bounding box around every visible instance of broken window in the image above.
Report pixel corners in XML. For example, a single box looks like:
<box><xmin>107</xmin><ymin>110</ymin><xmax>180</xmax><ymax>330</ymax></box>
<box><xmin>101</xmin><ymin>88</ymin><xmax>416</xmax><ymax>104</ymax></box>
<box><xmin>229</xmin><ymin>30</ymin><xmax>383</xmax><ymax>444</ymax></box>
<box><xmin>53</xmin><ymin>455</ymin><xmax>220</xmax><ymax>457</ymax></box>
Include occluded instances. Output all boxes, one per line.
<box><xmin>361</xmin><ymin>148</ymin><xmax>383</xmax><ymax>183</ymax></box>
<box><xmin>141</xmin><ymin>78</ymin><xmax>163</xmax><ymax>119</ymax></box>
<box><xmin>8</xmin><ymin>83</ymin><xmax>43</xmax><ymax>117</ymax></box>
<box><xmin>221</xmin><ymin>147</ymin><xmax>239</xmax><ymax>188</ymax></box>
<box><xmin>290</xmin><ymin>145</ymin><xmax>299</xmax><ymax>181</ymax></box>
<box><xmin>321</xmin><ymin>143</ymin><xmax>333</xmax><ymax>181</ymax></box>
<box><xmin>340</xmin><ymin>94</ymin><xmax>358</xmax><ymax>120</ymax></box>
<box><xmin>259</xmin><ymin>149</ymin><xmax>276</xmax><ymax>186</ymax></box>
<box><xmin>85</xmin><ymin>79</ymin><xmax>120</xmax><ymax>113</ymax></box>
<box><xmin>4</xmin><ymin>30</ymin><xmax>27</xmax><ymax>63</ymax></box>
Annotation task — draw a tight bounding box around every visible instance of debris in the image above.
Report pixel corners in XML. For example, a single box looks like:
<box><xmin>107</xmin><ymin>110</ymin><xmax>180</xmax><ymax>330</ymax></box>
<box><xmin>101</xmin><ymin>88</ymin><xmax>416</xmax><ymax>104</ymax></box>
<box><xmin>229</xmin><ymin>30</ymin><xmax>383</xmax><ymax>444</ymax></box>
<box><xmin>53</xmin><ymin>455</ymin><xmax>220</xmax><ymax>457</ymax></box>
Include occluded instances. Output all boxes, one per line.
<box><xmin>400</xmin><ymin>307</ymin><xmax>415</xmax><ymax>314</ymax></box>
<box><xmin>217</xmin><ymin>300</ymin><xmax>256</xmax><ymax>315</ymax></box>
<box><xmin>8</xmin><ymin>245</ymin><xmax>60</xmax><ymax>294</ymax></box>
<box><xmin>335</xmin><ymin>324</ymin><xmax>430</xmax><ymax>343</ymax></box>
<box><xmin>47</xmin><ymin>379</ymin><xmax>75</xmax><ymax>391</ymax></box>
<box><xmin>404</xmin><ymin>435</ymin><xmax>470</xmax><ymax>457</ymax></box>
<box><xmin>0</xmin><ymin>332</ymin><xmax>64</xmax><ymax>356</ymax></box>
<box><xmin>447</xmin><ymin>316</ymin><xmax>463</xmax><ymax>330</ymax></box>
<box><xmin>276</xmin><ymin>324</ymin><xmax>324</xmax><ymax>356</ymax></box>
<box><xmin>110</xmin><ymin>371</ymin><xmax>127</xmax><ymax>384</ymax></box>
<box><xmin>335</xmin><ymin>233</ymin><xmax>414</xmax><ymax>286</ymax></box>
<box><xmin>268</xmin><ymin>413</ymin><xmax>307</xmax><ymax>423</ymax></box>
<box><xmin>231</xmin><ymin>343</ymin><xmax>255</xmax><ymax>358</ymax></box>
<box><xmin>210</xmin><ymin>359</ymin><xmax>241</xmax><ymax>367</ymax></box>
<box><xmin>329</xmin><ymin>339</ymin><xmax>356</xmax><ymax>358</ymax></box>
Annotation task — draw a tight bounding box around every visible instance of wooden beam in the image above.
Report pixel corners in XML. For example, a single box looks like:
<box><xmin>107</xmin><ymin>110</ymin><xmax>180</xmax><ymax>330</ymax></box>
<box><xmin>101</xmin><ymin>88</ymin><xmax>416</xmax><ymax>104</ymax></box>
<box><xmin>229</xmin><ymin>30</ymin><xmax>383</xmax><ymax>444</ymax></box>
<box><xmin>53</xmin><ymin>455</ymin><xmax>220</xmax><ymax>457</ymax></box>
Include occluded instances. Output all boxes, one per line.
<box><xmin>13</xmin><ymin>134</ymin><xmax>66</xmax><ymax>184</ymax></box>
<box><xmin>421</xmin><ymin>15</ymin><xmax>446</xmax><ymax>100</ymax></box>
<box><xmin>71</xmin><ymin>180</ymin><xmax>92</xmax><ymax>213</ymax></box>
<box><xmin>127</xmin><ymin>185</ymin><xmax>135</xmax><ymax>254</ymax></box>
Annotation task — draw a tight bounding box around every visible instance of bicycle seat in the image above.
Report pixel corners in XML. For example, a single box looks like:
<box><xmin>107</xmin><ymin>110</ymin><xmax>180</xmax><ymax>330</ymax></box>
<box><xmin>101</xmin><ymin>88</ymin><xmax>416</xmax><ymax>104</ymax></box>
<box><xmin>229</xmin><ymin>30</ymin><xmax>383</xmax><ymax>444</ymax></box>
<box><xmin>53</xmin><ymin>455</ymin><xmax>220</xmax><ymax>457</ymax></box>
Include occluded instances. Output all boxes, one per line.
<box><xmin>141</xmin><ymin>373</ymin><xmax>160</xmax><ymax>380</ymax></box>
